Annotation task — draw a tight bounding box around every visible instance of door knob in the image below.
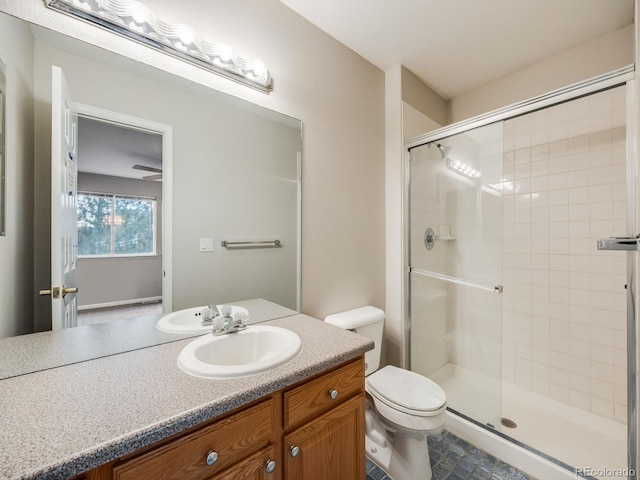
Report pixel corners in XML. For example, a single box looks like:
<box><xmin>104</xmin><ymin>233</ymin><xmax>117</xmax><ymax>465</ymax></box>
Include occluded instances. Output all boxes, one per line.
<box><xmin>61</xmin><ymin>286</ymin><xmax>78</xmax><ymax>297</ymax></box>
<box><xmin>39</xmin><ymin>286</ymin><xmax>77</xmax><ymax>299</ymax></box>
<box><xmin>39</xmin><ymin>287</ymin><xmax>60</xmax><ymax>299</ymax></box>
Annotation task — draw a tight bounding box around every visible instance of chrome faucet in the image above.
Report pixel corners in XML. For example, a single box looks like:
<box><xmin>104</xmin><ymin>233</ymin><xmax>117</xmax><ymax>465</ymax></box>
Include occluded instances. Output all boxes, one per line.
<box><xmin>212</xmin><ymin>305</ymin><xmax>247</xmax><ymax>336</ymax></box>
<box><xmin>199</xmin><ymin>305</ymin><xmax>220</xmax><ymax>326</ymax></box>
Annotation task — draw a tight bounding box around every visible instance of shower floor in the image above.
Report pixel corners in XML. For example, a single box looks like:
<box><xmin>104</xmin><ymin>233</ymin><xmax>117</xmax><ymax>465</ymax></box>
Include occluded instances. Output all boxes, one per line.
<box><xmin>430</xmin><ymin>363</ymin><xmax>627</xmax><ymax>478</ymax></box>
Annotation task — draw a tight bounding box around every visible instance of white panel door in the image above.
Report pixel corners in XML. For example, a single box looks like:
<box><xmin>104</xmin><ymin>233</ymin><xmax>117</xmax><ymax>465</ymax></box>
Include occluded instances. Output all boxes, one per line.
<box><xmin>49</xmin><ymin>65</ymin><xmax>78</xmax><ymax>329</ymax></box>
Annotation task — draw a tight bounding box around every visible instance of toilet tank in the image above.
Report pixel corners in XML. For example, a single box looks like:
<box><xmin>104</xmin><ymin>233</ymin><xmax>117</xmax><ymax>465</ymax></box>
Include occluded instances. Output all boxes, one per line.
<box><xmin>324</xmin><ymin>306</ymin><xmax>385</xmax><ymax>376</ymax></box>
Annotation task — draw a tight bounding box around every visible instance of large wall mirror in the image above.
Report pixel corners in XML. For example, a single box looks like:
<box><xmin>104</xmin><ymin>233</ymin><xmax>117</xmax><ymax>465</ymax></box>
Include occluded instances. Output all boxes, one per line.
<box><xmin>0</xmin><ymin>54</ymin><xmax>5</xmax><ymax>236</ymax></box>
<box><xmin>0</xmin><ymin>9</ymin><xmax>301</xmax><ymax>379</ymax></box>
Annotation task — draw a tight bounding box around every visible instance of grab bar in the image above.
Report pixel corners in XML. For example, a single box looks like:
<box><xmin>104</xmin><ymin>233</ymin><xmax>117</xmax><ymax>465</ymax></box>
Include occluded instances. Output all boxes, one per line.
<box><xmin>410</xmin><ymin>267</ymin><xmax>503</xmax><ymax>294</ymax></box>
<box><xmin>221</xmin><ymin>239</ymin><xmax>281</xmax><ymax>248</ymax></box>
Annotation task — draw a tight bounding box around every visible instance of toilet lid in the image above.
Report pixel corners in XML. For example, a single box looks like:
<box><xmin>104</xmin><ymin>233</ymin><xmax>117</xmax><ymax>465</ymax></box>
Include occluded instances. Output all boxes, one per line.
<box><xmin>367</xmin><ymin>365</ymin><xmax>446</xmax><ymax>413</ymax></box>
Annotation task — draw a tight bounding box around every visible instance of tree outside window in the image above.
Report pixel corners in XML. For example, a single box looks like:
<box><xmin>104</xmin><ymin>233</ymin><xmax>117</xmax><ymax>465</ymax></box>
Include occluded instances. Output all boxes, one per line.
<box><xmin>77</xmin><ymin>192</ymin><xmax>156</xmax><ymax>257</ymax></box>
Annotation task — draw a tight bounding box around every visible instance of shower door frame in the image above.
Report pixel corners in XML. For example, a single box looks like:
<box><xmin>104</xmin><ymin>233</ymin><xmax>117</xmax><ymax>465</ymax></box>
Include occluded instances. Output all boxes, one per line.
<box><xmin>404</xmin><ymin>65</ymin><xmax>638</xmax><ymax>477</ymax></box>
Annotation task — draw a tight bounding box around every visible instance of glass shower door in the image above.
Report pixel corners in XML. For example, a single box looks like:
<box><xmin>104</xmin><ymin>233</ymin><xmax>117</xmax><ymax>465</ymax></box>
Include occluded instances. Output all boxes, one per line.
<box><xmin>408</xmin><ymin>122</ymin><xmax>504</xmax><ymax>430</ymax></box>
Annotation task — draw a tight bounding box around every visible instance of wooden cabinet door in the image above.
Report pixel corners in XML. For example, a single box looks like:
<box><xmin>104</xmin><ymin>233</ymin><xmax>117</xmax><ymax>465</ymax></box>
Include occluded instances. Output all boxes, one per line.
<box><xmin>284</xmin><ymin>394</ymin><xmax>365</xmax><ymax>480</ymax></box>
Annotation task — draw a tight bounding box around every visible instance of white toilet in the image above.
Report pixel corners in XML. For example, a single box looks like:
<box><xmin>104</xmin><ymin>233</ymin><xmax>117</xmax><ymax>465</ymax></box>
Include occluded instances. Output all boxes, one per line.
<box><xmin>325</xmin><ymin>306</ymin><xmax>446</xmax><ymax>480</ymax></box>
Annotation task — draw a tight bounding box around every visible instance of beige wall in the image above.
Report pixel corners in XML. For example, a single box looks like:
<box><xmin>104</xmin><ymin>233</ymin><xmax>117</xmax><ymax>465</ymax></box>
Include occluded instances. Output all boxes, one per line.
<box><xmin>449</xmin><ymin>25</ymin><xmax>634</xmax><ymax>123</ymax></box>
<box><xmin>401</xmin><ymin>67</ymin><xmax>447</xmax><ymax>127</ymax></box>
<box><xmin>0</xmin><ymin>13</ymin><xmax>34</xmax><ymax>338</ymax></box>
<box><xmin>2</xmin><ymin>0</ymin><xmax>386</xmax><ymax>327</ymax></box>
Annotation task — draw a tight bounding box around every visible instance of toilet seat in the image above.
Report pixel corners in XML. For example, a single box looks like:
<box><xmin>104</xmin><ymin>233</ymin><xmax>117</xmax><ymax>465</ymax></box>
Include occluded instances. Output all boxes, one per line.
<box><xmin>367</xmin><ymin>365</ymin><xmax>446</xmax><ymax>417</ymax></box>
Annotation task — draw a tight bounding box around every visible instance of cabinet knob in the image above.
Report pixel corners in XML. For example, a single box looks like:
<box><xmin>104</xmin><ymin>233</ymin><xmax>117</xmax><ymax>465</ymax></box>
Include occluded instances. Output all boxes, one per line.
<box><xmin>290</xmin><ymin>445</ymin><xmax>300</xmax><ymax>457</ymax></box>
<box><xmin>206</xmin><ymin>450</ymin><xmax>218</xmax><ymax>466</ymax></box>
<box><xmin>329</xmin><ymin>389</ymin><xmax>338</xmax><ymax>400</ymax></box>
<box><xmin>266</xmin><ymin>459</ymin><xmax>277</xmax><ymax>473</ymax></box>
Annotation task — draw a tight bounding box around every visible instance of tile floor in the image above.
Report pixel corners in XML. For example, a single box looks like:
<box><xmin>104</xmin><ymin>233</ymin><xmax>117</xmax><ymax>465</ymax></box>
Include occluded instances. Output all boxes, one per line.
<box><xmin>365</xmin><ymin>430</ymin><xmax>537</xmax><ymax>480</ymax></box>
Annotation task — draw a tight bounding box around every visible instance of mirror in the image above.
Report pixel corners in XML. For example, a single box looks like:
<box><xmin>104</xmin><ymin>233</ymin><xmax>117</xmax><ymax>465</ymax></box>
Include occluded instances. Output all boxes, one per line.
<box><xmin>0</xmin><ymin>54</ymin><xmax>5</xmax><ymax>236</ymax></box>
<box><xmin>0</xmin><ymin>10</ymin><xmax>301</xmax><ymax>379</ymax></box>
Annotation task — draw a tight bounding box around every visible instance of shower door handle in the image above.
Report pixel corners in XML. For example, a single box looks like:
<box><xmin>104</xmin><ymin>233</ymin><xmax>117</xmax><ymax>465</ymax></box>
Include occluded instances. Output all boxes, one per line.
<box><xmin>596</xmin><ymin>236</ymin><xmax>640</xmax><ymax>251</ymax></box>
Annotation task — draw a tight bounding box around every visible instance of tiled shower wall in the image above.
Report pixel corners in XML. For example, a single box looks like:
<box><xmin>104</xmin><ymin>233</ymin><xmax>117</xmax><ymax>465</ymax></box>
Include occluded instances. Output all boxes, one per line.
<box><xmin>501</xmin><ymin>86</ymin><xmax>627</xmax><ymax>422</ymax></box>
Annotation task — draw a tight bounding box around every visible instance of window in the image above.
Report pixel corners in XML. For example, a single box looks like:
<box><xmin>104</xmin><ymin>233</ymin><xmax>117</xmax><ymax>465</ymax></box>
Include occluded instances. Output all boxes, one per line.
<box><xmin>77</xmin><ymin>192</ymin><xmax>156</xmax><ymax>257</ymax></box>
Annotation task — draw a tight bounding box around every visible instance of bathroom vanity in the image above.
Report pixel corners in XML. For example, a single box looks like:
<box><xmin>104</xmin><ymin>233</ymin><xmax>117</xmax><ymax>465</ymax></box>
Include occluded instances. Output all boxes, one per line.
<box><xmin>0</xmin><ymin>314</ymin><xmax>372</xmax><ymax>480</ymax></box>
<box><xmin>78</xmin><ymin>357</ymin><xmax>364</xmax><ymax>480</ymax></box>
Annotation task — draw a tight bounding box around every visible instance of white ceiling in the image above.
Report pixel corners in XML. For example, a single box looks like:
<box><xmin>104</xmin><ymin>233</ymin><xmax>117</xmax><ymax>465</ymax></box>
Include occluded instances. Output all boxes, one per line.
<box><xmin>78</xmin><ymin>117</ymin><xmax>163</xmax><ymax>180</ymax></box>
<box><xmin>278</xmin><ymin>0</ymin><xmax>634</xmax><ymax>99</ymax></box>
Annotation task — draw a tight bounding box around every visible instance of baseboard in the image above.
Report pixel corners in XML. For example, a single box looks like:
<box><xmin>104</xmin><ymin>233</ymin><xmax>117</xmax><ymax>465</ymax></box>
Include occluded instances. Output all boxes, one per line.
<box><xmin>78</xmin><ymin>296</ymin><xmax>162</xmax><ymax>311</ymax></box>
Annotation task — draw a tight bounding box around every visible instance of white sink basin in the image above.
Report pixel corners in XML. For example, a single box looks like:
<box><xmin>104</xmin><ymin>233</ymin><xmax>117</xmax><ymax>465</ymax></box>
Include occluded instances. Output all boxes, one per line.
<box><xmin>177</xmin><ymin>325</ymin><xmax>301</xmax><ymax>379</ymax></box>
<box><xmin>156</xmin><ymin>305</ymin><xmax>250</xmax><ymax>335</ymax></box>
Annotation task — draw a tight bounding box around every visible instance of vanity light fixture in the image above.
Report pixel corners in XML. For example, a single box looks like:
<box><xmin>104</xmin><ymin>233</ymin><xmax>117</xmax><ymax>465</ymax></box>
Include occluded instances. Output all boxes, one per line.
<box><xmin>480</xmin><ymin>181</ymin><xmax>514</xmax><ymax>196</ymax></box>
<box><xmin>45</xmin><ymin>0</ymin><xmax>273</xmax><ymax>93</ymax></box>
<box><xmin>481</xmin><ymin>183</ymin><xmax>503</xmax><ymax>197</ymax></box>
<box><xmin>446</xmin><ymin>158</ymin><xmax>481</xmax><ymax>180</ymax></box>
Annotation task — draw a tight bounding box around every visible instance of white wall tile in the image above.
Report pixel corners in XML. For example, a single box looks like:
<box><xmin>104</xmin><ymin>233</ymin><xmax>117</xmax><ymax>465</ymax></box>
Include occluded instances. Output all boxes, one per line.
<box><xmin>496</xmin><ymin>88</ymin><xmax>627</xmax><ymax>424</ymax></box>
<box><xmin>589</xmin><ymin>148</ymin><xmax>613</xmax><ymax>168</ymax></box>
<box><xmin>530</xmin><ymin>159</ymin><xmax>549</xmax><ymax>177</ymax></box>
<box><xmin>615</xmin><ymin>404</ymin><xmax>627</xmax><ymax>423</ymax></box>
<box><xmin>568</xmin><ymin>135</ymin><xmax>589</xmax><ymax>154</ymax></box>
<box><xmin>591</xmin><ymin>397</ymin><xmax>614</xmax><ymax>419</ymax></box>
<box><xmin>590</xmin><ymin>165</ymin><xmax>614</xmax><ymax>185</ymax></box>
<box><xmin>568</xmin><ymin>152</ymin><xmax>589</xmax><ymax>171</ymax></box>
<box><xmin>570</xmin><ymin>389</ymin><xmax>591</xmax><ymax>410</ymax></box>
<box><xmin>548</xmin><ymin>172</ymin><xmax>569</xmax><ymax>190</ymax></box>
<box><xmin>590</xmin><ymin>378</ymin><xmax>614</xmax><ymax>401</ymax></box>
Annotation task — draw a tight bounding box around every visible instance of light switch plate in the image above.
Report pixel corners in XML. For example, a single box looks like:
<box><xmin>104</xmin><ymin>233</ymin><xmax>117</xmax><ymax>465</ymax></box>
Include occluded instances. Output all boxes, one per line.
<box><xmin>199</xmin><ymin>237</ymin><xmax>214</xmax><ymax>252</ymax></box>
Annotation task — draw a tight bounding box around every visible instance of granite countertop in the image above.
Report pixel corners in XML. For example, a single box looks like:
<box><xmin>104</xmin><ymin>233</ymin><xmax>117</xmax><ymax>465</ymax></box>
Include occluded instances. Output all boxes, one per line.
<box><xmin>0</xmin><ymin>314</ymin><xmax>373</xmax><ymax>480</ymax></box>
<box><xmin>0</xmin><ymin>298</ymin><xmax>298</xmax><ymax>380</ymax></box>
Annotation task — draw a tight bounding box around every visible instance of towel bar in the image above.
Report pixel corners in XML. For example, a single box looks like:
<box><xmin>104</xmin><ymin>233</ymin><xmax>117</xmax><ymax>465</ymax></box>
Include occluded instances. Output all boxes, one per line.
<box><xmin>221</xmin><ymin>240</ymin><xmax>281</xmax><ymax>248</ymax></box>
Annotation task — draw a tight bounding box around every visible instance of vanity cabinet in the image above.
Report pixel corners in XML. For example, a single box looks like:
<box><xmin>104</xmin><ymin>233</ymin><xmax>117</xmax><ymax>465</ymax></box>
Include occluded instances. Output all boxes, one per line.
<box><xmin>76</xmin><ymin>356</ymin><xmax>365</xmax><ymax>480</ymax></box>
<box><xmin>112</xmin><ymin>399</ymin><xmax>275</xmax><ymax>480</ymax></box>
<box><xmin>282</xmin><ymin>357</ymin><xmax>365</xmax><ymax>478</ymax></box>
<box><xmin>284</xmin><ymin>396</ymin><xmax>364</xmax><ymax>478</ymax></box>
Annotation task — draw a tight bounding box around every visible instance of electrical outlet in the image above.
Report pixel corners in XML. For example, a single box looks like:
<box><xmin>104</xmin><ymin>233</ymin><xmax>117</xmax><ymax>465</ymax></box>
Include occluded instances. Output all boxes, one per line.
<box><xmin>199</xmin><ymin>238</ymin><xmax>214</xmax><ymax>252</ymax></box>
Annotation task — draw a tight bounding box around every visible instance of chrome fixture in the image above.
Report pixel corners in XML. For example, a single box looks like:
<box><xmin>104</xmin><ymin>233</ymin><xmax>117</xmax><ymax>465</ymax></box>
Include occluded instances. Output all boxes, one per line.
<box><xmin>424</xmin><ymin>227</ymin><xmax>435</xmax><ymax>250</ymax></box>
<box><xmin>410</xmin><ymin>267</ymin><xmax>503</xmax><ymax>295</ymax></box>
<box><xmin>429</xmin><ymin>142</ymin><xmax>451</xmax><ymax>159</ymax></box>
<box><xmin>597</xmin><ymin>236</ymin><xmax>640</xmax><ymax>251</ymax></box>
<box><xmin>212</xmin><ymin>304</ymin><xmax>247</xmax><ymax>336</ymax></box>
<box><xmin>221</xmin><ymin>239</ymin><xmax>281</xmax><ymax>248</ymax></box>
<box><xmin>198</xmin><ymin>305</ymin><xmax>221</xmax><ymax>326</ymax></box>
<box><xmin>45</xmin><ymin>0</ymin><xmax>273</xmax><ymax>93</ymax></box>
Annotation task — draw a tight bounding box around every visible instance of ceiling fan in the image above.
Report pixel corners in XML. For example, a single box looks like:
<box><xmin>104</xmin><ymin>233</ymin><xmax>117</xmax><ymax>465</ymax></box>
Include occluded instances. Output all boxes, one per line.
<box><xmin>132</xmin><ymin>164</ymin><xmax>162</xmax><ymax>181</ymax></box>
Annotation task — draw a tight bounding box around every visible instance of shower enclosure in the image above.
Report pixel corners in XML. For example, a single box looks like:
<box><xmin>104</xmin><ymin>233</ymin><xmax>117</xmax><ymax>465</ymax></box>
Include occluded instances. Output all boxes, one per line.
<box><xmin>406</xmin><ymin>74</ymin><xmax>635</xmax><ymax>478</ymax></box>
